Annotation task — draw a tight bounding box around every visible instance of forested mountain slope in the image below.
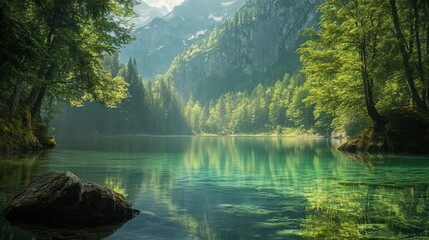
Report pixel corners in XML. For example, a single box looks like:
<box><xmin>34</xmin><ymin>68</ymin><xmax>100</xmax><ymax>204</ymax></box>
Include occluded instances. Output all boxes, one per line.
<box><xmin>120</xmin><ymin>0</ymin><xmax>245</xmax><ymax>79</ymax></box>
<box><xmin>166</xmin><ymin>0</ymin><xmax>322</xmax><ymax>102</ymax></box>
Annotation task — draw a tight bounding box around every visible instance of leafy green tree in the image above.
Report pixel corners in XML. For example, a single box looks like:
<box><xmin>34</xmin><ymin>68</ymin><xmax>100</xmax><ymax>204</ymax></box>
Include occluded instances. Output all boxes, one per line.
<box><xmin>287</xmin><ymin>83</ymin><xmax>315</xmax><ymax>130</ymax></box>
<box><xmin>183</xmin><ymin>73</ymin><xmax>319</xmax><ymax>135</ymax></box>
<box><xmin>185</xmin><ymin>98</ymin><xmax>204</xmax><ymax>134</ymax></box>
<box><xmin>389</xmin><ymin>0</ymin><xmax>429</xmax><ymax>110</ymax></box>
<box><xmin>1</xmin><ymin>0</ymin><xmax>44</xmax><ymax>120</ymax></box>
<box><xmin>28</xmin><ymin>0</ymin><xmax>135</xmax><ymax>117</ymax></box>
<box><xmin>150</xmin><ymin>76</ymin><xmax>190</xmax><ymax>134</ymax></box>
<box><xmin>299</xmin><ymin>0</ymin><xmax>429</xmax><ymax>146</ymax></box>
<box><xmin>268</xmin><ymin>80</ymin><xmax>287</xmax><ymax>128</ymax></box>
<box><xmin>300</xmin><ymin>0</ymin><xmax>393</xmax><ymax>127</ymax></box>
<box><xmin>119</xmin><ymin>59</ymin><xmax>146</xmax><ymax>132</ymax></box>
<box><xmin>250</xmin><ymin>84</ymin><xmax>269</xmax><ymax>131</ymax></box>
<box><xmin>1</xmin><ymin>0</ymin><xmax>136</xmax><ymax>148</ymax></box>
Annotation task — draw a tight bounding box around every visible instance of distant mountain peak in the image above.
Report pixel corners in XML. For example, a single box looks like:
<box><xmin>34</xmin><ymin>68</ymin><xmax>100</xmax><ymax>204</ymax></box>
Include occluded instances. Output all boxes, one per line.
<box><xmin>120</xmin><ymin>0</ymin><xmax>246</xmax><ymax>80</ymax></box>
<box><xmin>132</xmin><ymin>1</ymin><xmax>169</xmax><ymax>28</ymax></box>
<box><xmin>142</xmin><ymin>0</ymin><xmax>185</xmax><ymax>12</ymax></box>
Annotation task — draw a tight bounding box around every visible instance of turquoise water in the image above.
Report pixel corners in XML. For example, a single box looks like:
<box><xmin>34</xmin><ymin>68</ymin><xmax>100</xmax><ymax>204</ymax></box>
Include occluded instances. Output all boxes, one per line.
<box><xmin>1</xmin><ymin>136</ymin><xmax>429</xmax><ymax>239</ymax></box>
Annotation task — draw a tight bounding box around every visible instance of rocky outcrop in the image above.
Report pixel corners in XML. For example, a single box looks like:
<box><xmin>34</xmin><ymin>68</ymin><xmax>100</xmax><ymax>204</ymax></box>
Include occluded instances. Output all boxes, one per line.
<box><xmin>2</xmin><ymin>171</ymin><xmax>139</xmax><ymax>226</ymax></box>
<box><xmin>166</xmin><ymin>0</ymin><xmax>323</xmax><ymax>102</ymax></box>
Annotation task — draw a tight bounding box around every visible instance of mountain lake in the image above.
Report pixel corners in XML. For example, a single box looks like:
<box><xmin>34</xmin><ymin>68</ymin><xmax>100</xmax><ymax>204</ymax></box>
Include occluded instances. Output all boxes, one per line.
<box><xmin>1</xmin><ymin>136</ymin><xmax>429</xmax><ymax>239</ymax></box>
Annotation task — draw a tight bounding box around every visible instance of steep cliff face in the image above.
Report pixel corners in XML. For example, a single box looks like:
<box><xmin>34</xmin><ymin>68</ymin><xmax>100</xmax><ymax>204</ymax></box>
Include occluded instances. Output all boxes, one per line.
<box><xmin>120</xmin><ymin>0</ymin><xmax>245</xmax><ymax>80</ymax></box>
<box><xmin>166</xmin><ymin>0</ymin><xmax>322</xmax><ymax>102</ymax></box>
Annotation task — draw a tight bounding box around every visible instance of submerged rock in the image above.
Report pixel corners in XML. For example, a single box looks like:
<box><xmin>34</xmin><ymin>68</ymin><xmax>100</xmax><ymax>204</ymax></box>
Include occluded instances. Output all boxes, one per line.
<box><xmin>2</xmin><ymin>171</ymin><xmax>139</xmax><ymax>226</ymax></box>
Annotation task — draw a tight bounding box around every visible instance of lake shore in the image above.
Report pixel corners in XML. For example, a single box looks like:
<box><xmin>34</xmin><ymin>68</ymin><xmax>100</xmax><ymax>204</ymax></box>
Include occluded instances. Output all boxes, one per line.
<box><xmin>198</xmin><ymin>128</ymin><xmax>326</xmax><ymax>138</ymax></box>
<box><xmin>339</xmin><ymin>109</ymin><xmax>429</xmax><ymax>154</ymax></box>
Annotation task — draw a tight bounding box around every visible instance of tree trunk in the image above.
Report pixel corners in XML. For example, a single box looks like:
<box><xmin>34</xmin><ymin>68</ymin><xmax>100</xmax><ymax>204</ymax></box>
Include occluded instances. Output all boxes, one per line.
<box><xmin>390</xmin><ymin>0</ymin><xmax>427</xmax><ymax>111</ymax></box>
<box><xmin>360</xmin><ymin>35</ymin><xmax>384</xmax><ymax>124</ymax></box>
<box><xmin>408</xmin><ymin>7</ymin><xmax>415</xmax><ymax>58</ymax></box>
<box><xmin>26</xmin><ymin>64</ymin><xmax>47</xmax><ymax>109</ymax></box>
<box><xmin>424</xmin><ymin>0</ymin><xmax>429</xmax><ymax>106</ymax></box>
<box><xmin>30</xmin><ymin>62</ymin><xmax>56</xmax><ymax>118</ymax></box>
<box><xmin>26</xmin><ymin>86</ymin><xmax>40</xmax><ymax>109</ymax></box>
<box><xmin>411</xmin><ymin>0</ymin><xmax>428</xmax><ymax>109</ymax></box>
<box><xmin>8</xmin><ymin>82</ymin><xmax>23</xmax><ymax>121</ymax></box>
<box><xmin>31</xmin><ymin>86</ymin><xmax>46</xmax><ymax>118</ymax></box>
<box><xmin>362</xmin><ymin>71</ymin><xmax>383</xmax><ymax>123</ymax></box>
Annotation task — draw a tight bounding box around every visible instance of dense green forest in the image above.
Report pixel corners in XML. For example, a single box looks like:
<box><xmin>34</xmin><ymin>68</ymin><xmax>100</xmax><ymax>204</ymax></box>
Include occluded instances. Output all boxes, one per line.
<box><xmin>53</xmin><ymin>54</ymin><xmax>189</xmax><ymax>135</ymax></box>
<box><xmin>55</xmin><ymin>0</ymin><xmax>322</xmax><ymax>136</ymax></box>
<box><xmin>301</xmin><ymin>0</ymin><xmax>429</xmax><ymax>125</ymax></box>
<box><xmin>183</xmin><ymin>73</ymin><xmax>319</xmax><ymax>135</ymax></box>
<box><xmin>301</xmin><ymin>0</ymin><xmax>429</xmax><ymax>152</ymax></box>
<box><xmin>3</xmin><ymin>1</ymin><xmax>429</xmax><ymax>239</ymax></box>
<box><xmin>1</xmin><ymin>0</ymin><xmax>429</xmax><ymax>153</ymax></box>
<box><xmin>0</xmin><ymin>0</ymin><xmax>138</xmax><ymax>152</ymax></box>
<box><xmin>180</xmin><ymin>0</ymin><xmax>429</xmax><ymax>147</ymax></box>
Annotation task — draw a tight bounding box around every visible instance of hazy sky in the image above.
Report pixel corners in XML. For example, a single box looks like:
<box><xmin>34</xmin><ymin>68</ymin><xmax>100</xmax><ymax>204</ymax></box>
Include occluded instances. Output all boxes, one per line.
<box><xmin>143</xmin><ymin>0</ymin><xmax>184</xmax><ymax>12</ymax></box>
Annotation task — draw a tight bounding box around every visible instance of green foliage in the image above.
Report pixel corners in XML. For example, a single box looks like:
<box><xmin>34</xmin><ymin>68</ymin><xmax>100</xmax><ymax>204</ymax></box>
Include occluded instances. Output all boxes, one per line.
<box><xmin>149</xmin><ymin>75</ymin><xmax>190</xmax><ymax>134</ymax></box>
<box><xmin>4</xmin><ymin>0</ymin><xmax>428</xmax><ymax>146</ymax></box>
<box><xmin>0</xmin><ymin>109</ymin><xmax>41</xmax><ymax>153</ymax></box>
<box><xmin>0</xmin><ymin>0</ymin><xmax>136</xmax><ymax>151</ymax></box>
<box><xmin>53</xmin><ymin>55</ymin><xmax>190</xmax><ymax>135</ymax></box>
<box><xmin>183</xmin><ymin>73</ymin><xmax>320</xmax><ymax>135</ymax></box>
<box><xmin>299</xmin><ymin>0</ymin><xmax>429</xmax><ymax>138</ymax></box>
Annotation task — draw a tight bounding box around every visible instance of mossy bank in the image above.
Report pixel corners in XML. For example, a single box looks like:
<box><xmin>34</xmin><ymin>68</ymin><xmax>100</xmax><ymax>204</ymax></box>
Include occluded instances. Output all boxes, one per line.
<box><xmin>0</xmin><ymin>109</ymin><xmax>56</xmax><ymax>154</ymax></box>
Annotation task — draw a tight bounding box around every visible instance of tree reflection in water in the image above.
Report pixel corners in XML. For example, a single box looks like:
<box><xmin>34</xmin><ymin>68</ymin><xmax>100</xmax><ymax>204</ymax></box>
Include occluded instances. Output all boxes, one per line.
<box><xmin>1</xmin><ymin>137</ymin><xmax>429</xmax><ymax>239</ymax></box>
<box><xmin>178</xmin><ymin>137</ymin><xmax>429</xmax><ymax>239</ymax></box>
<box><xmin>0</xmin><ymin>153</ymin><xmax>42</xmax><ymax>240</ymax></box>
<box><xmin>302</xmin><ymin>153</ymin><xmax>429</xmax><ymax>239</ymax></box>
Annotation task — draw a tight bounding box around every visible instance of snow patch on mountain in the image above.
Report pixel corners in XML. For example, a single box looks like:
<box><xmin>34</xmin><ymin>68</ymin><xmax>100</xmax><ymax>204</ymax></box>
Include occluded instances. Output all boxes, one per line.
<box><xmin>221</xmin><ymin>1</ymin><xmax>237</xmax><ymax>6</ymax></box>
<box><xmin>208</xmin><ymin>13</ymin><xmax>227</xmax><ymax>22</ymax></box>
<box><xmin>156</xmin><ymin>45</ymin><xmax>166</xmax><ymax>51</ymax></box>
<box><xmin>187</xmin><ymin>29</ymin><xmax>208</xmax><ymax>40</ymax></box>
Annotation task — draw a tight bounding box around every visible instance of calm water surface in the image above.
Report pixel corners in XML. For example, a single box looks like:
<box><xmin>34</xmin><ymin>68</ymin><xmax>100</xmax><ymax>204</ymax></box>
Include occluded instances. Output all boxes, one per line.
<box><xmin>1</xmin><ymin>136</ymin><xmax>429</xmax><ymax>239</ymax></box>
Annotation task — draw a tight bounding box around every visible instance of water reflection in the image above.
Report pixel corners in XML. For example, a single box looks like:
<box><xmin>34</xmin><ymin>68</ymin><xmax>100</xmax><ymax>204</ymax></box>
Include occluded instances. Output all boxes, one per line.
<box><xmin>302</xmin><ymin>179</ymin><xmax>429</xmax><ymax>238</ymax></box>
<box><xmin>1</xmin><ymin>136</ymin><xmax>429</xmax><ymax>239</ymax></box>
<box><xmin>0</xmin><ymin>153</ymin><xmax>40</xmax><ymax>199</ymax></box>
<box><xmin>182</xmin><ymin>137</ymin><xmax>334</xmax><ymax>185</ymax></box>
<box><xmin>302</xmin><ymin>152</ymin><xmax>429</xmax><ymax>239</ymax></box>
<box><xmin>57</xmin><ymin>135</ymin><xmax>192</xmax><ymax>153</ymax></box>
<box><xmin>341</xmin><ymin>151</ymin><xmax>387</xmax><ymax>169</ymax></box>
<box><xmin>178</xmin><ymin>137</ymin><xmax>429</xmax><ymax>239</ymax></box>
<box><xmin>10</xmin><ymin>221</ymin><xmax>130</xmax><ymax>240</ymax></box>
<box><xmin>176</xmin><ymin>137</ymin><xmax>331</xmax><ymax>239</ymax></box>
<box><xmin>0</xmin><ymin>153</ymin><xmax>42</xmax><ymax>240</ymax></box>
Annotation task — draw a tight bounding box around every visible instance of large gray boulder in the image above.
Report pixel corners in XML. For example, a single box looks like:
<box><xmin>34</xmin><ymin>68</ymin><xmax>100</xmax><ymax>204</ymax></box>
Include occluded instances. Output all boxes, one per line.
<box><xmin>2</xmin><ymin>171</ymin><xmax>139</xmax><ymax>226</ymax></box>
